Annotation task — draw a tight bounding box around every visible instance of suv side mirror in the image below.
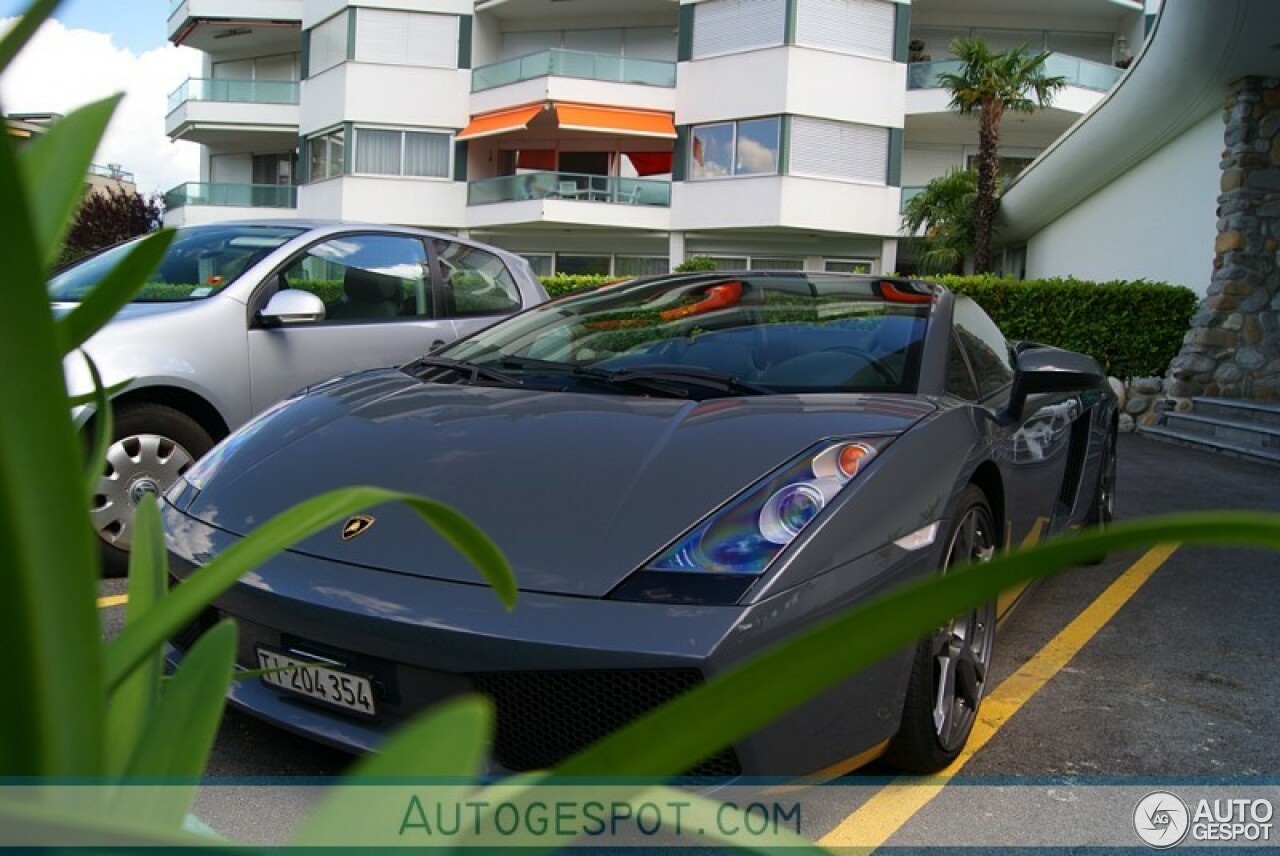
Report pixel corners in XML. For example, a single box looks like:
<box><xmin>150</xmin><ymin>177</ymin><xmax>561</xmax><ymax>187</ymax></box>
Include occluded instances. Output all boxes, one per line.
<box><xmin>1006</xmin><ymin>346</ymin><xmax>1103</xmax><ymax>422</ymax></box>
<box><xmin>259</xmin><ymin>289</ymin><xmax>325</xmax><ymax>327</ymax></box>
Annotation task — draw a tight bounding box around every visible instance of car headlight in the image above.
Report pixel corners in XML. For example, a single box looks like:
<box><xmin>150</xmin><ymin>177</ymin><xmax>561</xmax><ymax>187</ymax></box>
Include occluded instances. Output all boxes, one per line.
<box><xmin>644</xmin><ymin>438</ymin><xmax>886</xmax><ymax>577</ymax></box>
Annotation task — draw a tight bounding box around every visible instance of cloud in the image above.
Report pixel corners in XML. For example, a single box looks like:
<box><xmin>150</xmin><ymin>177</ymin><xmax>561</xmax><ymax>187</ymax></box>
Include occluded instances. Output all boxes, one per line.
<box><xmin>0</xmin><ymin>17</ymin><xmax>201</xmax><ymax>195</ymax></box>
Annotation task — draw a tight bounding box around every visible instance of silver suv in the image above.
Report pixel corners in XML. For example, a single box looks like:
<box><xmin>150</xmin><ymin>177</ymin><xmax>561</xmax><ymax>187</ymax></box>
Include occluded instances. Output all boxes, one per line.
<box><xmin>53</xmin><ymin>220</ymin><xmax>547</xmax><ymax>572</ymax></box>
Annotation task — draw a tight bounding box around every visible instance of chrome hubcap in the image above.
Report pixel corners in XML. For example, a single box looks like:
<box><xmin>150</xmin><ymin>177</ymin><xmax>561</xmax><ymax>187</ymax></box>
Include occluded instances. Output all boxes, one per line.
<box><xmin>91</xmin><ymin>434</ymin><xmax>195</xmax><ymax>550</ymax></box>
<box><xmin>931</xmin><ymin>507</ymin><xmax>996</xmax><ymax>751</ymax></box>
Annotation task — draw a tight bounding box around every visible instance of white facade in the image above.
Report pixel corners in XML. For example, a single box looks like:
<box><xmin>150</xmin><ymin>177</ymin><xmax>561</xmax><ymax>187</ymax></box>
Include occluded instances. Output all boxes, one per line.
<box><xmin>164</xmin><ymin>0</ymin><xmax>1142</xmax><ymax>276</ymax></box>
<box><xmin>1023</xmin><ymin>114</ymin><xmax>1220</xmax><ymax>292</ymax></box>
<box><xmin>997</xmin><ymin>0</ymin><xmax>1280</xmax><ymax>296</ymax></box>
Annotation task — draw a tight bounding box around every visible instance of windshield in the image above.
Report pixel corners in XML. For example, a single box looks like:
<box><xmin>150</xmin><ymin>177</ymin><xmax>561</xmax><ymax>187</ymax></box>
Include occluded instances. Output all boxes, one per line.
<box><xmin>48</xmin><ymin>224</ymin><xmax>306</xmax><ymax>303</ymax></box>
<box><xmin>437</xmin><ymin>273</ymin><xmax>932</xmax><ymax>397</ymax></box>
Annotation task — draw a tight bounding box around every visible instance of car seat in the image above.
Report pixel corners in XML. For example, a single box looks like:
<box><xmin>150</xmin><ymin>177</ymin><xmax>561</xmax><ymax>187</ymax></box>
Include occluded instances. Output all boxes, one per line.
<box><xmin>327</xmin><ymin>266</ymin><xmax>403</xmax><ymax>320</ymax></box>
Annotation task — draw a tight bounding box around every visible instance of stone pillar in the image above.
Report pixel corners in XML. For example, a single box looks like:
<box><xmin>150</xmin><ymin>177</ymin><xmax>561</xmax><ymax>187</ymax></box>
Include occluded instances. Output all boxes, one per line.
<box><xmin>1167</xmin><ymin>76</ymin><xmax>1280</xmax><ymax>401</ymax></box>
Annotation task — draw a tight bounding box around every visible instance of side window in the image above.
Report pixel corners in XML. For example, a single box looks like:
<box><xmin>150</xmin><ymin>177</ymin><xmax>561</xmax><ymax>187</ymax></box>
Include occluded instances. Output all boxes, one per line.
<box><xmin>945</xmin><ymin>333</ymin><xmax>980</xmax><ymax>400</ymax></box>
<box><xmin>281</xmin><ymin>234</ymin><xmax>429</xmax><ymax>323</ymax></box>
<box><xmin>952</xmin><ymin>297</ymin><xmax>1014</xmax><ymax>399</ymax></box>
<box><xmin>433</xmin><ymin>240</ymin><xmax>522</xmax><ymax>317</ymax></box>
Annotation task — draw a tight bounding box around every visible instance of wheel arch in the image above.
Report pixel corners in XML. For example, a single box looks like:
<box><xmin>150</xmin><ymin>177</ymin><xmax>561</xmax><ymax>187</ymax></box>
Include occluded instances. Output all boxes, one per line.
<box><xmin>88</xmin><ymin>385</ymin><xmax>231</xmax><ymax>443</ymax></box>
<box><xmin>966</xmin><ymin>460</ymin><xmax>1006</xmax><ymax>550</ymax></box>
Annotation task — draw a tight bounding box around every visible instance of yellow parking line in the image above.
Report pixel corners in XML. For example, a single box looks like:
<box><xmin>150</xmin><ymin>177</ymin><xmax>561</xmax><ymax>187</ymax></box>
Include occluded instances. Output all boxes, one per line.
<box><xmin>819</xmin><ymin>543</ymin><xmax>1180</xmax><ymax>849</ymax></box>
<box><xmin>96</xmin><ymin>594</ymin><xmax>128</xmax><ymax>608</ymax></box>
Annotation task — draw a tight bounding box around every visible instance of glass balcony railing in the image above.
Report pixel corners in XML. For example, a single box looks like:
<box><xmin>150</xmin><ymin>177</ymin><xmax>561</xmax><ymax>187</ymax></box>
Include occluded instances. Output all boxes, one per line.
<box><xmin>164</xmin><ymin>182</ymin><xmax>297</xmax><ymax>210</ymax></box>
<box><xmin>907</xmin><ymin>52</ymin><xmax>1123</xmax><ymax>93</ymax></box>
<box><xmin>472</xmin><ymin>49</ymin><xmax>676</xmax><ymax>92</ymax></box>
<box><xmin>900</xmin><ymin>185</ymin><xmax>925</xmax><ymax>214</ymax></box>
<box><xmin>468</xmin><ymin>172</ymin><xmax>671</xmax><ymax>207</ymax></box>
<box><xmin>167</xmin><ymin>78</ymin><xmax>301</xmax><ymax>113</ymax></box>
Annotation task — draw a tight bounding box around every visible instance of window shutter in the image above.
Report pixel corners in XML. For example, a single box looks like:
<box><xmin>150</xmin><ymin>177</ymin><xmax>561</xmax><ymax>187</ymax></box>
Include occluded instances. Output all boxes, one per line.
<box><xmin>795</xmin><ymin>0</ymin><xmax>895</xmax><ymax>59</ymax></box>
<box><xmin>789</xmin><ymin>117</ymin><xmax>888</xmax><ymax>184</ymax></box>
<box><xmin>692</xmin><ymin>0</ymin><xmax>786</xmax><ymax>59</ymax></box>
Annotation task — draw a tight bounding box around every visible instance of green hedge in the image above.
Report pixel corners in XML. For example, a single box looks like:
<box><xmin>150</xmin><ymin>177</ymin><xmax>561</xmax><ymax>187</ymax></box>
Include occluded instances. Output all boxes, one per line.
<box><xmin>936</xmin><ymin>275</ymin><xmax>1197</xmax><ymax>379</ymax></box>
<box><xmin>536</xmin><ymin>273</ymin><xmax>1198</xmax><ymax>379</ymax></box>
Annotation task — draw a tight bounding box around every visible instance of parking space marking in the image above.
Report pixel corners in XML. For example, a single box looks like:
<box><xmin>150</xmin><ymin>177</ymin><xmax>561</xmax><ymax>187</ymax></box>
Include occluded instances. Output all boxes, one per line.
<box><xmin>97</xmin><ymin>594</ymin><xmax>128</xmax><ymax>608</ymax></box>
<box><xmin>819</xmin><ymin>543</ymin><xmax>1180</xmax><ymax>848</ymax></box>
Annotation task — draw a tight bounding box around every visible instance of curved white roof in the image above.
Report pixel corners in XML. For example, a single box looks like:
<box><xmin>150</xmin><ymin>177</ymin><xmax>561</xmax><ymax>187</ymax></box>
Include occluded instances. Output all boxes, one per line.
<box><xmin>997</xmin><ymin>0</ymin><xmax>1280</xmax><ymax>244</ymax></box>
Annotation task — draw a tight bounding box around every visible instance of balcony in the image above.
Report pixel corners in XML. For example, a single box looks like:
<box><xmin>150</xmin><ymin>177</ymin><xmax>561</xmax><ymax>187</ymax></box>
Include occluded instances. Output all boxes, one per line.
<box><xmin>908</xmin><ymin>53</ymin><xmax>1123</xmax><ymax>93</ymax></box>
<box><xmin>165</xmin><ymin>78</ymin><xmax>301</xmax><ymax>146</ymax></box>
<box><xmin>472</xmin><ymin>50</ymin><xmax>677</xmax><ymax>92</ymax></box>
<box><xmin>468</xmin><ymin>172</ymin><xmax>671</xmax><ymax>207</ymax></box>
<box><xmin>167</xmin><ymin>78</ymin><xmax>300</xmax><ymax>113</ymax></box>
<box><xmin>168</xmin><ymin>0</ymin><xmax>302</xmax><ymax>53</ymax></box>
<box><xmin>900</xmin><ymin>185</ymin><xmax>924</xmax><ymax>214</ymax></box>
<box><xmin>164</xmin><ymin>182</ymin><xmax>297</xmax><ymax>210</ymax></box>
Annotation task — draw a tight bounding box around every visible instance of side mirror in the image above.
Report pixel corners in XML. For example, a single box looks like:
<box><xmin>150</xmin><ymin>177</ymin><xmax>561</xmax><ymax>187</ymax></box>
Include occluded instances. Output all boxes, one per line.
<box><xmin>259</xmin><ymin>289</ymin><xmax>325</xmax><ymax>327</ymax></box>
<box><xmin>1006</xmin><ymin>346</ymin><xmax>1104</xmax><ymax>422</ymax></box>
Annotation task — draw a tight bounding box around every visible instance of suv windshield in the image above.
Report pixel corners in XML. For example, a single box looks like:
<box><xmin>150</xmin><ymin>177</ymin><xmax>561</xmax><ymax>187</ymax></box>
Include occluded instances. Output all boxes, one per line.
<box><xmin>439</xmin><ymin>273</ymin><xmax>932</xmax><ymax>397</ymax></box>
<box><xmin>48</xmin><ymin>224</ymin><xmax>306</xmax><ymax>303</ymax></box>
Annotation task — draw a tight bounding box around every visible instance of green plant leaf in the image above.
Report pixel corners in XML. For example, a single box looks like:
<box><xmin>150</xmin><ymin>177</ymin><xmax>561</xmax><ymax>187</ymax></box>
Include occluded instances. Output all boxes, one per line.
<box><xmin>56</xmin><ymin>229</ymin><xmax>175</xmax><ymax>355</ymax></box>
<box><xmin>112</xmin><ymin>619</ymin><xmax>236</xmax><ymax>828</ymax></box>
<box><xmin>0</xmin><ymin>97</ymin><xmax>105</xmax><ymax>777</ymax></box>
<box><xmin>67</xmin><ymin>377</ymin><xmax>130</xmax><ymax>408</ymax></box>
<box><xmin>0</xmin><ymin>0</ymin><xmax>60</xmax><ymax>73</ymax></box>
<box><xmin>18</xmin><ymin>96</ymin><xmax>122</xmax><ymax>271</ymax></box>
<box><xmin>104</xmin><ymin>496</ymin><xmax>167</xmax><ymax>775</ymax></box>
<box><xmin>79</xmin><ymin>351</ymin><xmax>113</xmax><ymax>507</ymax></box>
<box><xmin>552</xmin><ymin>512</ymin><xmax>1280</xmax><ymax>778</ymax></box>
<box><xmin>291</xmin><ymin>694</ymin><xmax>492</xmax><ymax>846</ymax></box>
<box><xmin>104</xmin><ymin>487</ymin><xmax>514</xmax><ymax>692</ymax></box>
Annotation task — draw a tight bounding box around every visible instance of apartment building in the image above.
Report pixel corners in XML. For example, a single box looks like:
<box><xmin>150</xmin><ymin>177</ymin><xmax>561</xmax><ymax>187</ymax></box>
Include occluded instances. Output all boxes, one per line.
<box><xmin>163</xmin><ymin>0</ymin><xmax>1147</xmax><ymax>276</ymax></box>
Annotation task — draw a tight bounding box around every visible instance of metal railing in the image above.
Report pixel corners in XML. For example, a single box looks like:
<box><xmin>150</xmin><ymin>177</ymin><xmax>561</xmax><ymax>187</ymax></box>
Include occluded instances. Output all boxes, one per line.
<box><xmin>167</xmin><ymin>78</ymin><xmax>301</xmax><ymax>113</ymax></box>
<box><xmin>163</xmin><ymin>182</ymin><xmax>297</xmax><ymax>210</ymax></box>
<box><xmin>468</xmin><ymin>172</ymin><xmax>671</xmax><ymax>207</ymax></box>
<box><xmin>472</xmin><ymin>49</ymin><xmax>676</xmax><ymax>92</ymax></box>
<box><xmin>88</xmin><ymin>163</ymin><xmax>136</xmax><ymax>185</ymax></box>
<box><xmin>907</xmin><ymin>52</ymin><xmax>1123</xmax><ymax>93</ymax></box>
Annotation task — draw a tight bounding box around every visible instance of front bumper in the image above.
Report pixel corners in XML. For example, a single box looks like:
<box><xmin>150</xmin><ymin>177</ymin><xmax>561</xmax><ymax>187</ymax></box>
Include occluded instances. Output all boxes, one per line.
<box><xmin>165</xmin><ymin>502</ymin><xmax>927</xmax><ymax>777</ymax></box>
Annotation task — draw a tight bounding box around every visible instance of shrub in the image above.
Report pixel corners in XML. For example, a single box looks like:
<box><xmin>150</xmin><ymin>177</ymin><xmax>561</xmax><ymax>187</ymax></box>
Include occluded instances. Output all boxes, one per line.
<box><xmin>674</xmin><ymin>256</ymin><xmax>718</xmax><ymax>272</ymax></box>
<box><xmin>540</xmin><ymin>273</ymin><xmax>615</xmax><ymax>297</ymax></box>
<box><xmin>933</xmin><ymin>275</ymin><xmax>1197</xmax><ymax>379</ymax></box>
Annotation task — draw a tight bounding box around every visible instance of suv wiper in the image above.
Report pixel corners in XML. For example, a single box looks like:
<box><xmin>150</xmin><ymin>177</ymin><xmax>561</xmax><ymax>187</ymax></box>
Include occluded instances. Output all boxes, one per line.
<box><xmin>403</xmin><ymin>356</ymin><xmax>523</xmax><ymax>387</ymax></box>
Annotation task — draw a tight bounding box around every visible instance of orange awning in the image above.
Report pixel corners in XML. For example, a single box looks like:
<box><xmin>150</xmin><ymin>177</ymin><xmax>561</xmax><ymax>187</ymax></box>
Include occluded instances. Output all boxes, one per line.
<box><xmin>553</xmin><ymin>104</ymin><xmax>676</xmax><ymax>139</ymax></box>
<box><xmin>455</xmin><ymin>105</ymin><xmax>544</xmax><ymax>141</ymax></box>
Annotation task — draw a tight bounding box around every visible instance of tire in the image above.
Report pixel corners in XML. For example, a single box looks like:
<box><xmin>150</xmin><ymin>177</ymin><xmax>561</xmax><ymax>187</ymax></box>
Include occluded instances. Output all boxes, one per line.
<box><xmin>1085</xmin><ymin>425</ymin><xmax>1117</xmax><ymax>529</ymax></box>
<box><xmin>884</xmin><ymin>485</ymin><xmax>997</xmax><ymax>773</ymax></box>
<box><xmin>1080</xmin><ymin>425</ymin><xmax>1118</xmax><ymax>565</ymax></box>
<box><xmin>90</xmin><ymin>402</ymin><xmax>214</xmax><ymax>577</ymax></box>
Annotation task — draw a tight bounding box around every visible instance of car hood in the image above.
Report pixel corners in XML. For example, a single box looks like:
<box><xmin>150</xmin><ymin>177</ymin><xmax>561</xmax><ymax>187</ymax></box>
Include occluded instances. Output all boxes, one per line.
<box><xmin>183</xmin><ymin>370</ymin><xmax>935</xmax><ymax>597</ymax></box>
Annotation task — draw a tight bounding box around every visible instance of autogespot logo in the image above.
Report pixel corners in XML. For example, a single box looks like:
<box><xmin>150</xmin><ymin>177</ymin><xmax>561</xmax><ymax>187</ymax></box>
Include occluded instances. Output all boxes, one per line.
<box><xmin>1134</xmin><ymin>791</ymin><xmax>1191</xmax><ymax>849</ymax></box>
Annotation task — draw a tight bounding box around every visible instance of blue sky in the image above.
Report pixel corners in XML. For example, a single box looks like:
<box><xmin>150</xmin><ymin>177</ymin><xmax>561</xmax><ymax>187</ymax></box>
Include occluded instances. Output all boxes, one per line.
<box><xmin>0</xmin><ymin>0</ymin><xmax>165</xmax><ymax>54</ymax></box>
<box><xmin>0</xmin><ymin>3</ymin><xmax>199</xmax><ymax>192</ymax></box>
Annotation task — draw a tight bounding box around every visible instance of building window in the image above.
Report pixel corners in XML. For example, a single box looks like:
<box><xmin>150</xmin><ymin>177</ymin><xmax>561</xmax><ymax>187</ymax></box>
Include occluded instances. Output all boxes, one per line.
<box><xmin>749</xmin><ymin>257</ymin><xmax>804</xmax><ymax>271</ymax></box>
<box><xmin>556</xmin><ymin>254</ymin><xmax>612</xmax><ymax>276</ymax></box>
<box><xmin>307</xmin><ymin>128</ymin><xmax>345</xmax><ymax>181</ymax></box>
<box><xmin>354</xmin><ymin>9</ymin><xmax>459</xmax><ymax>69</ymax></box>
<box><xmin>824</xmin><ymin>259</ymin><xmax>873</xmax><ymax>274</ymax></box>
<box><xmin>616</xmin><ymin>256</ymin><xmax>669</xmax><ymax>276</ymax></box>
<box><xmin>307</xmin><ymin>12</ymin><xmax>348</xmax><ymax>77</ymax></box>
<box><xmin>965</xmin><ymin>154</ymin><xmax>1037</xmax><ymax>185</ymax></box>
<box><xmin>790</xmin><ymin>117</ymin><xmax>888</xmax><ymax>184</ymax></box>
<box><xmin>690</xmin><ymin>117</ymin><xmax>780</xmax><ymax>179</ymax></box>
<box><xmin>519</xmin><ymin>254</ymin><xmax>554</xmax><ymax>277</ymax></box>
<box><xmin>692</xmin><ymin>0</ymin><xmax>786</xmax><ymax>59</ymax></box>
<box><xmin>794</xmin><ymin>0</ymin><xmax>895</xmax><ymax>59</ymax></box>
<box><xmin>354</xmin><ymin>128</ymin><xmax>451</xmax><ymax>178</ymax></box>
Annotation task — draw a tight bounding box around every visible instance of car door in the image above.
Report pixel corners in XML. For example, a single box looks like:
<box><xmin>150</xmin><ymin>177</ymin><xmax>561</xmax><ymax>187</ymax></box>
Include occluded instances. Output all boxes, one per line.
<box><xmin>245</xmin><ymin>231</ymin><xmax>457</xmax><ymax>412</ymax></box>
<box><xmin>431</xmin><ymin>238</ymin><xmax>529</xmax><ymax>340</ymax></box>
<box><xmin>951</xmin><ymin>298</ymin><xmax>1077</xmax><ymax>540</ymax></box>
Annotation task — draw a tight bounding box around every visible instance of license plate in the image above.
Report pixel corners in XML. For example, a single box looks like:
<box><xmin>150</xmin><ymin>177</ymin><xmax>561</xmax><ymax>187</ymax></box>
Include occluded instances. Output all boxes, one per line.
<box><xmin>257</xmin><ymin>648</ymin><xmax>376</xmax><ymax>718</ymax></box>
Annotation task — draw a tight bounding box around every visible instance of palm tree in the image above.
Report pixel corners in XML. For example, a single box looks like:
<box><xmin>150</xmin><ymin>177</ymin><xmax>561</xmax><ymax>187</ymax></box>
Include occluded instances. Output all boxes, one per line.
<box><xmin>902</xmin><ymin>168</ymin><xmax>978</xmax><ymax>274</ymax></box>
<box><xmin>936</xmin><ymin>37</ymin><xmax>1065</xmax><ymax>273</ymax></box>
